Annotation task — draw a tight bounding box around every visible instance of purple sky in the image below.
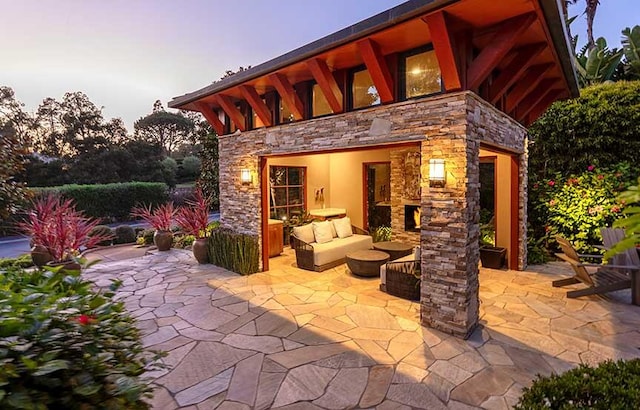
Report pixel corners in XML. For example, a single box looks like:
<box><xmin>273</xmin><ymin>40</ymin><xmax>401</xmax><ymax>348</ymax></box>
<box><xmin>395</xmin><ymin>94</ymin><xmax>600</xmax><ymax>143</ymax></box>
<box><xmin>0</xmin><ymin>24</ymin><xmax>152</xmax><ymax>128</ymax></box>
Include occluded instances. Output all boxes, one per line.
<box><xmin>3</xmin><ymin>1</ymin><xmax>638</xmax><ymax>130</ymax></box>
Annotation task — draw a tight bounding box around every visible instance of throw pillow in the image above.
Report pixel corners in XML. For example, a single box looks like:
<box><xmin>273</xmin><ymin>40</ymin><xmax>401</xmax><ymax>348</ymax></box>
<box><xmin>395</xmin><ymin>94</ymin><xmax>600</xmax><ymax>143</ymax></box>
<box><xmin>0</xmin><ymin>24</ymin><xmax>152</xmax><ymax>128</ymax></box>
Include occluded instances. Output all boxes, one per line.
<box><xmin>293</xmin><ymin>224</ymin><xmax>315</xmax><ymax>244</ymax></box>
<box><xmin>312</xmin><ymin>221</ymin><xmax>334</xmax><ymax>244</ymax></box>
<box><xmin>333</xmin><ymin>217</ymin><xmax>353</xmax><ymax>238</ymax></box>
<box><xmin>329</xmin><ymin>220</ymin><xmax>338</xmax><ymax>238</ymax></box>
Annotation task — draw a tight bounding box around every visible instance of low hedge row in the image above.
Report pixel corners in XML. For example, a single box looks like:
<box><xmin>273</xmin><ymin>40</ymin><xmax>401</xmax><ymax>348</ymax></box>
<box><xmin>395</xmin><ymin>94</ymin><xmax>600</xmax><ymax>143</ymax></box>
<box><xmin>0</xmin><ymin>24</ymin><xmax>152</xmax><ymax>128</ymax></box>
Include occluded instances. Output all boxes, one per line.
<box><xmin>37</xmin><ymin>182</ymin><xmax>169</xmax><ymax>220</ymax></box>
<box><xmin>207</xmin><ymin>228</ymin><xmax>259</xmax><ymax>275</ymax></box>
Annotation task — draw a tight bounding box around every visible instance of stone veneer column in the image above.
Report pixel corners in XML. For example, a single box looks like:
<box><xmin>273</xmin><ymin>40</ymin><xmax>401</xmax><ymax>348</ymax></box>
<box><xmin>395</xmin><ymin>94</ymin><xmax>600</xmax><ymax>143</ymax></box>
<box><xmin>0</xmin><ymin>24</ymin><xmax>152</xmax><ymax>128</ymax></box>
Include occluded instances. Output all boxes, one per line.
<box><xmin>420</xmin><ymin>134</ymin><xmax>480</xmax><ymax>338</ymax></box>
<box><xmin>390</xmin><ymin>148</ymin><xmax>420</xmax><ymax>246</ymax></box>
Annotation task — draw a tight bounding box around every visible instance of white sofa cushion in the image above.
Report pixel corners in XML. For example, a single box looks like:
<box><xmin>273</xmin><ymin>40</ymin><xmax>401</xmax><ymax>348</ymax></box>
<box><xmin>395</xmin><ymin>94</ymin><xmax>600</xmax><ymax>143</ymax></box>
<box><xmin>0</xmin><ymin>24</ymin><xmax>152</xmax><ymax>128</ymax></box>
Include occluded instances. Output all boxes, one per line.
<box><xmin>380</xmin><ymin>249</ymin><xmax>419</xmax><ymax>286</ymax></box>
<box><xmin>312</xmin><ymin>221</ymin><xmax>333</xmax><ymax>244</ymax></box>
<box><xmin>333</xmin><ymin>217</ymin><xmax>353</xmax><ymax>238</ymax></box>
<box><xmin>312</xmin><ymin>234</ymin><xmax>372</xmax><ymax>267</ymax></box>
<box><xmin>293</xmin><ymin>223</ymin><xmax>315</xmax><ymax>244</ymax></box>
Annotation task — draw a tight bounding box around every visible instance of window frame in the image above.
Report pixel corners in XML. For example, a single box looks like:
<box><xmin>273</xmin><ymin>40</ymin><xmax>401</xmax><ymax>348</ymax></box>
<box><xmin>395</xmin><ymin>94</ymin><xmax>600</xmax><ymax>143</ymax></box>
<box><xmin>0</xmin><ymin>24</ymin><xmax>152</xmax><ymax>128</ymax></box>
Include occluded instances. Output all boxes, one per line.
<box><xmin>347</xmin><ymin>65</ymin><xmax>382</xmax><ymax>111</ymax></box>
<box><xmin>398</xmin><ymin>44</ymin><xmax>444</xmax><ymax>101</ymax></box>
<box><xmin>269</xmin><ymin>165</ymin><xmax>307</xmax><ymax>221</ymax></box>
<box><xmin>308</xmin><ymin>81</ymin><xmax>334</xmax><ymax>119</ymax></box>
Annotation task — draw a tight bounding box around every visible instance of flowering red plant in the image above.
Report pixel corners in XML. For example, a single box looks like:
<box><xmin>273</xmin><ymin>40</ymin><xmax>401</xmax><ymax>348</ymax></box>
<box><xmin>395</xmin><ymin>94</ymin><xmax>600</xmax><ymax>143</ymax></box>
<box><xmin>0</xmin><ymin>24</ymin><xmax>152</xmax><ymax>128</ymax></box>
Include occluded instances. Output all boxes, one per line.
<box><xmin>175</xmin><ymin>188</ymin><xmax>211</xmax><ymax>239</ymax></box>
<box><xmin>18</xmin><ymin>195</ymin><xmax>112</xmax><ymax>262</ymax></box>
<box><xmin>131</xmin><ymin>202</ymin><xmax>176</xmax><ymax>231</ymax></box>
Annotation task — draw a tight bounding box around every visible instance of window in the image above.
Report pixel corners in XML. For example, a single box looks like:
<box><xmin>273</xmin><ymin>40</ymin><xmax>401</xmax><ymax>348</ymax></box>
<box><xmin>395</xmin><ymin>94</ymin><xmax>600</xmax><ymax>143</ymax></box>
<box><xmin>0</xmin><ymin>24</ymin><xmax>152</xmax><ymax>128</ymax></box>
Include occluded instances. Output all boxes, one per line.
<box><xmin>350</xmin><ymin>68</ymin><xmax>380</xmax><ymax>109</ymax></box>
<box><xmin>226</xmin><ymin>103</ymin><xmax>243</xmax><ymax>134</ymax></box>
<box><xmin>401</xmin><ymin>48</ymin><xmax>442</xmax><ymax>99</ymax></box>
<box><xmin>311</xmin><ymin>83</ymin><xmax>332</xmax><ymax>117</ymax></box>
<box><xmin>278</xmin><ymin>98</ymin><xmax>295</xmax><ymax>124</ymax></box>
<box><xmin>269</xmin><ymin>166</ymin><xmax>306</xmax><ymax>221</ymax></box>
<box><xmin>251</xmin><ymin>98</ymin><xmax>267</xmax><ymax>129</ymax></box>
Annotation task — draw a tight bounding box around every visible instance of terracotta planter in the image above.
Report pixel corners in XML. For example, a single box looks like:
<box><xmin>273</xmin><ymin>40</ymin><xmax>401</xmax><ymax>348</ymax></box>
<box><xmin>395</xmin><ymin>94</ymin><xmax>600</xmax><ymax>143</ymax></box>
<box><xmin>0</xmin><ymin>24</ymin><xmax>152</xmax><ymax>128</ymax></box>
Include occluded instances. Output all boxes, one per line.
<box><xmin>192</xmin><ymin>238</ymin><xmax>209</xmax><ymax>264</ymax></box>
<box><xmin>31</xmin><ymin>245</ymin><xmax>53</xmax><ymax>267</ymax></box>
<box><xmin>47</xmin><ymin>259</ymin><xmax>82</xmax><ymax>272</ymax></box>
<box><xmin>154</xmin><ymin>230</ymin><xmax>173</xmax><ymax>251</ymax></box>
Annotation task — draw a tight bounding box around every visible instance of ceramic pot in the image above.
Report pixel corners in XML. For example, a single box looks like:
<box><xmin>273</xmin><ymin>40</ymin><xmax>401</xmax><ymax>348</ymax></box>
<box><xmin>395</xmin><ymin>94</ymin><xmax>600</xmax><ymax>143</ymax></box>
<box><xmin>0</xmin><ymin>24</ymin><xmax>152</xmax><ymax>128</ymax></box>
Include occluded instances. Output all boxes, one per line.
<box><xmin>31</xmin><ymin>244</ymin><xmax>53</xmax><ymax>267</ymax></box>
<box><xmin>192</xmin><ymin>238</ymin><xmax>209</xmax><ymax>264</ymax></box>
<box><xmin>154</xmin><ymin>230</ymin><xmax>173</xmax><ymax>251</ymax></box>
<box><xmin>47</xmin><ymin>259</ymin><xmax>82</xmax><ymax>272</ymax></box>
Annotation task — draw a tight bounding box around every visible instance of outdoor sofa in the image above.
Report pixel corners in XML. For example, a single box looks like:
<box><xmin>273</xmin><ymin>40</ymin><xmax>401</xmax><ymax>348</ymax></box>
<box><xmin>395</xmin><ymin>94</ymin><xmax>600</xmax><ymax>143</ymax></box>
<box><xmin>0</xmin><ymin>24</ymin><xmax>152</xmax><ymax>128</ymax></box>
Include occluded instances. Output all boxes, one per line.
<box><xmin>291</xmin><ymin>217</ymin><xmax>372</xmax><ymax>271</ymax></box>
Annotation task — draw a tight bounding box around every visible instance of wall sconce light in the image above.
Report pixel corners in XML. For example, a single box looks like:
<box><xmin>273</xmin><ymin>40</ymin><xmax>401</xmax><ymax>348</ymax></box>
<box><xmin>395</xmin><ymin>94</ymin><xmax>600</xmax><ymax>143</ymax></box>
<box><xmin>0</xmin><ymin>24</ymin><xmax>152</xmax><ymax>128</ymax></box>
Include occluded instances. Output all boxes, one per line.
<box><xmin>240</xmin><ymin>168</ymin><xmax>252</xmax><ymax>185</ymax></box>
<box><xmin>429</xmin><ymin>159</ymin><xmax>446</xmax><ymax>187</ymax></box>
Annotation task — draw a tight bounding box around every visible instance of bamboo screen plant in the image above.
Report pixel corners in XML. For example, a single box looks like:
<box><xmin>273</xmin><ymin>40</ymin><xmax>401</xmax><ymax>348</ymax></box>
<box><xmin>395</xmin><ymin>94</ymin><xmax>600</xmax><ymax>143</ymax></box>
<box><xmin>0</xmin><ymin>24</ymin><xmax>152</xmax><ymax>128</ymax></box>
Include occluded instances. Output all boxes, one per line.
<box><xmin>208</xmin><ymin>228</ymin><xmax>259</xmax><ymax>275</ymax></box>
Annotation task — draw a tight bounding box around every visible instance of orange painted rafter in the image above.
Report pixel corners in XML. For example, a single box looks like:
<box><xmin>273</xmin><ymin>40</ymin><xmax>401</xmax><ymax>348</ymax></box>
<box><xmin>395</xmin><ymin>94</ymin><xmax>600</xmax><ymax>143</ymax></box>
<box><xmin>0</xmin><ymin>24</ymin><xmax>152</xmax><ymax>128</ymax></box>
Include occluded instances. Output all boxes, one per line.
<box><xmin>268</xmin><ymin>73</ymin><xmax>305</xmax><ymax>121</ymax></box>
<box><xmin>306</xmin><ymin>58</ymin><xmax>343</xmax><ymax>113</ymax></box>
<box><xmin>467</xmin><ymin>12</ymin><xmax>537</xmax><ymax>90</ymax></box>
<box><xmin>215</xmin><ymin>94</ymin><xmax>246</xmax><ymax>132</ymax></box>
<box><xmin>239</xmin><ymin>85</ymin><xmax>273</xmax><ymax>127</ymax></box>
<box><xmin>422</xmin><ymin>11</ymin><xmax>462</xmax><ymax>91</ymax></box>
<box><xmin>525</xmin><ymin>90</ymin><xmax>565</xmax><ymax>125</ymax></box>
<box><xmin>193</xmin><ymin>101</ymin><xmax>224</xmax><ymax>136</ymax></box>
<box><xmin>516</xmin><ymin>79</ymin><xmax>561</xmax><ymax>120</ymax></box>
<box><xmin>505</xmin><ymin>63</ymin><xmax>553</xmax><ymax>114</ymax></box>
<box><xmin>356</xmin><ymin>38</ymin><xmax>394</xmax><ymax>103</ymax></box>
<box><xmin>489</xmin><ymin>43</ymin><xmax>546</xmax><ymax>104</ymax></box>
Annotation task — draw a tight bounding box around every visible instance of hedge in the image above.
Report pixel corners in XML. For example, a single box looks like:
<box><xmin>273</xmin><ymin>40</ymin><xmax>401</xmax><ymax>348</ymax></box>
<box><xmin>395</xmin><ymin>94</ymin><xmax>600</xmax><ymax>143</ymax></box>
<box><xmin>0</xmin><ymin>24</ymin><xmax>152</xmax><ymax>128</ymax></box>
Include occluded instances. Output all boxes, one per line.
<box><xmin>208</xmin><ymin>228</ymin><xmax>259</xmax><ymax>275</ymax></box>
<box><xmin>37</xmin><ymin>182</ymin><xmax>169</xmax><ymax>220</ymax></box>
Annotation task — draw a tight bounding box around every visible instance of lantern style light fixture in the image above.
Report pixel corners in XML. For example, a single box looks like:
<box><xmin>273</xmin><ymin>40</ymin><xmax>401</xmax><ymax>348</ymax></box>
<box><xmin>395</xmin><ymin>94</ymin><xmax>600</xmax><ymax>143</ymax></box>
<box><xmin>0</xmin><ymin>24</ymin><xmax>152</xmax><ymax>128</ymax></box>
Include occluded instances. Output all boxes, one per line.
<box><xmin>429</xmin><ymin>159</ymin><xmax>446</xmax><ymax>187</ymax></box>
<box><xmin>240</xmin><ymin>169</ymin><xmax>252</xmax><ymax>185</ymax></box>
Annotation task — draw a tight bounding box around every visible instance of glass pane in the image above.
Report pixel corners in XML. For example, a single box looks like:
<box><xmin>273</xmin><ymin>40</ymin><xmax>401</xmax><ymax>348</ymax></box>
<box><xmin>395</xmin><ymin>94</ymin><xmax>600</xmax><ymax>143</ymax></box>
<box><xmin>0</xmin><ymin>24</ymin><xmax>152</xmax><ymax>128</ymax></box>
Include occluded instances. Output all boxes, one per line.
<box><xmin>252</xmin><ymin>98</ymin><xmax>267</xmax><ymax>129</ymax></box>
<box><xmin>352</xmin><ymin>69</ymin><xmax>380</xmax><ymax>109</ymax></box>
<box><xmin>289</xmin><ymin>206</ymin><xmax>304</xmax><ymax>218</ymax></box>
<box><xmin>288</xmin><ymin>167</ymin><xmax>303</xmax><ymax>185</ymax></box>
<box><xmin>270</xmin><ymin>167</ymin><xmax>286</xmax><ymax>186</ymax></box>
<box><xmin>279</xmin><ymin>100</ymin><xmax>295</xmax><ymax>124</ymax></box>
<box><xmin>288</xmin><ymin>187</ymin><xmax>303</xmax><ymax>205</ymax></box>
<box><xmin>312</xmin><ymin>84</ymin><xmax>332</xmax><ymax>117</ymax></box>
<box><xmin>405</xmin><ymin>50</ymin><xmax>442</xmax><ymax>98</ymax></box>
<box><xmin>273</xmin><ymin>187</ymin><xmax>287</xmax><ymax>206</ymax></box>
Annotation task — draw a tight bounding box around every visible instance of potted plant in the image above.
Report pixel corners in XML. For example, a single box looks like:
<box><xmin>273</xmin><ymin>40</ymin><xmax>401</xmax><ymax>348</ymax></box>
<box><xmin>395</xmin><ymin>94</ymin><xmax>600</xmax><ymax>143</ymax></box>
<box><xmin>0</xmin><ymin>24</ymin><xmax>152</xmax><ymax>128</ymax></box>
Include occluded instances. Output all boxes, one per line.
<box><xmin>175</xmin><ymin>188</ymin><xmax>212</xmax><ymax>263</ymax></box>
<box><xmin>131</xmin><ymin>202</ymin><xmax>176</xmax><ymax>251</ymax></box>
<box><xmin>18</xmin><ymin>195</ymin><xmax>112</xmax><ymax>270</ymax></box>
<box><xmin>479</xmin><ymin>220</ymin><xmax>506</xmax><ymax>269</ymax></box>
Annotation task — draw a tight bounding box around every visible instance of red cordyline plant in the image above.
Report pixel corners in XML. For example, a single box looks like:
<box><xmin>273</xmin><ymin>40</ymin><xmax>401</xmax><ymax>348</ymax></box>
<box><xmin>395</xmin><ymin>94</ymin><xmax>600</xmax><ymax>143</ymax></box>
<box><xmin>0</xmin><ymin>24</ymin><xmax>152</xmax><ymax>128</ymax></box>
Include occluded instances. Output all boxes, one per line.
<box><xmin>18</xmin><ymin>195</ymin><xmax>112</xmax><ymax>262</ymax></box>
<box><xmin>131</xmin><ymin>202</ymin><xmax>176</xmax><ymax>231</ymax></box>
<box><xmin>175</xmin><ymin>188</ymin><xmax>211</xmax><ymax>239</ymax></box>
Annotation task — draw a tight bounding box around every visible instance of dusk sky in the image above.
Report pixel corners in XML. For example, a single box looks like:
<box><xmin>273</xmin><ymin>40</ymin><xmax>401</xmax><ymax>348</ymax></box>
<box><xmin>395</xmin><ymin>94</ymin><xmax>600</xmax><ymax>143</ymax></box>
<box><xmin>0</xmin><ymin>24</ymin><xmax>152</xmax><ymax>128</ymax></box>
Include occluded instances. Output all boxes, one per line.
<box><xmin>3</xmin><ymin>0</ymin><xmax>639</xmax><ymax>131</ymax></box>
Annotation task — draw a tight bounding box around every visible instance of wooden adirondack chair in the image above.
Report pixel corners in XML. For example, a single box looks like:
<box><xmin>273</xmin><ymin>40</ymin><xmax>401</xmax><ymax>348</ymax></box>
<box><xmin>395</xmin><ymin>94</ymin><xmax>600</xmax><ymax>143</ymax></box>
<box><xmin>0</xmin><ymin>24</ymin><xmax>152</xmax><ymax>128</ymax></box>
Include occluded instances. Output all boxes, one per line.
<box><xmin>601</xmin><ymin>227</ymin><xmax>640</xmax><ymax>267</ymax></box>
<box><xmin>552</xmin><ymin>236</ymin><xmax>637</xmax><ymax>303</ymax></box>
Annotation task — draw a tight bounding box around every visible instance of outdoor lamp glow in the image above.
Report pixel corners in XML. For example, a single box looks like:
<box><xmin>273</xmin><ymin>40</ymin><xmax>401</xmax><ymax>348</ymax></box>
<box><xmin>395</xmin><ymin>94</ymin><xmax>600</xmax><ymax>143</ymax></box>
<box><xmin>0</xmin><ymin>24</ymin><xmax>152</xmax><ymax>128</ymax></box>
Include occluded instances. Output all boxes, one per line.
<box><xmin>429</xmin><ymin>159</ymin><xmax>446</xmax><ymax>187</ymax></box>
<box><xmin>240</xmin><ymin>169</ymin><xmax>252</xmax><ymax>185</ymax></box>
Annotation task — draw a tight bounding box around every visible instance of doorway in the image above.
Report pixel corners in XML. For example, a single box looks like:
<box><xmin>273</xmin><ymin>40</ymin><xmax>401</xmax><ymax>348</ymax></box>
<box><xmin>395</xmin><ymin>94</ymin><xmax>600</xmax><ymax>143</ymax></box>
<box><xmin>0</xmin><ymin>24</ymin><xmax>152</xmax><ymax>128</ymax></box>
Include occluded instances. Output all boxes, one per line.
<box><xmin>363</xmin><ymin>162</ymin><xmax>391</xmax><ymax>231</ymax></box>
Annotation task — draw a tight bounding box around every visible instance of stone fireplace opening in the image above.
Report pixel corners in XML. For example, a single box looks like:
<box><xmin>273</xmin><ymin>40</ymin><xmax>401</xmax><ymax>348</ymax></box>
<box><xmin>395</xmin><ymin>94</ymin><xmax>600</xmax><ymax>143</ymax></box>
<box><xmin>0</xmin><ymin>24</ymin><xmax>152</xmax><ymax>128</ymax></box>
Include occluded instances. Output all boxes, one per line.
<box><xmin>404</xmin><ymin>204</ymin><xmax>420</xmax><ymax>232</ymax></box>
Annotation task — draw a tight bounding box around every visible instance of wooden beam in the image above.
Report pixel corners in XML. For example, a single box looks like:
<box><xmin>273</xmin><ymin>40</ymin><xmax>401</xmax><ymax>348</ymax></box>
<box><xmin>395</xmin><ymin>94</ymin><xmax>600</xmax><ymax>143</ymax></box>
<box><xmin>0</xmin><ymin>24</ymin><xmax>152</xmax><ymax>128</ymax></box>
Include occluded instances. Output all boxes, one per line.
<box><xmin>488</xmin><ymin>43</ymin><xmax>546</xmax><ymax>104</ymax></box>
<box><xmin>268</xmin><ymin>73</ymin><xmax>304</xmax><ymax>121</ymax></box>
<box><xmin>516</xmin><ymin>79</ymin><xmax>560</xmax><ymax>120</ymax></box>
<box><xmin>422</xmin><ymin>11</ymin><xmax>462</xmax><ymax>91</ymax></box>
<box><xmin>239</xmin><ymin>85</ymin><xmax>272</xmax><ymax>127</ymax></box>
<box><xmin>193</xmin><ymin>101</ymin><xmax>224</xmax><ymax>136</ymax></box>
<box><xmin>356</xmin><ymin>38</ymin><xmax>394</xmax><ymax>103</ymax></box>
<box><xmin>306</xmin><ymin>58</ymin><xmax>343</xmax><ymax>113</ymax></box>
<box><xmin>215</xmin><ymin>94</ymin><xmax>246</xmax><ymax>132</ymax></box>
<box><xmin>525</xmin><ymin>90</ymin><xmax>564</xmax><ymax>125</ymax></box>
<box><xmin>467</xmin><ymin>12</ymin><xmax>537</xmax><ymax>90</ymax></box>
<box><xmin>504</xmin><ymin>64</ymin><xmax>553</xmax><ymax>113</ymax></box>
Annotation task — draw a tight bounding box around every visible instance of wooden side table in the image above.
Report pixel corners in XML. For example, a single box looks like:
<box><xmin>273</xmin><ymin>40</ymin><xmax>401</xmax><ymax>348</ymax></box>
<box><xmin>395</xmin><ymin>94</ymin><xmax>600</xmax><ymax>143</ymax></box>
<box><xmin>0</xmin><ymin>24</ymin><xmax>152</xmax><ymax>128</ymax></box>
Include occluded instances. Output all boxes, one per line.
<box><xmin>373</xmin><ymin>241</ymin><xmax>413</xmax><ymax>261</ymax></box>
<box><xmin>346</xmin><ymin>250</ymin><xmax>390</xmax><ymax>277</ymax></box>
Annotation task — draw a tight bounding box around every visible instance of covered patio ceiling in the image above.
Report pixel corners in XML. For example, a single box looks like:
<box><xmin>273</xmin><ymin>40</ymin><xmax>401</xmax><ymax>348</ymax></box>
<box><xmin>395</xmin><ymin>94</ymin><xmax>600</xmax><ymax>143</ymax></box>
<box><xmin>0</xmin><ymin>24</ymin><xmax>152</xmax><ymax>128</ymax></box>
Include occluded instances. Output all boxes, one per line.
<box><xmin>169</xmin><ymin>0</ymin><xmax>578</xmax><ymax>131</ymax></box>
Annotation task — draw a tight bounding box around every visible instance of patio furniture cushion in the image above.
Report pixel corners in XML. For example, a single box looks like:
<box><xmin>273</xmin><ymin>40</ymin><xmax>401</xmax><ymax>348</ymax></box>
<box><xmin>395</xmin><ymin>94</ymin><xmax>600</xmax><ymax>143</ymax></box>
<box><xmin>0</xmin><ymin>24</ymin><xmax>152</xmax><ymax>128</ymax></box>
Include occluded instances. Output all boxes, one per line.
<box><xmin>312</xmin><ymin>221</ymin><xmax>333</xmax><ymax>244</ymax></box>
<box><xmin>293</xmin><ymin>224</ymin><xmax>315</xmax><ymax>244</ymax></box>
<box><xmin>381</xmin><ymin>249</ymin><xmax>419</xmax><ymax>287</ymax></box>
<box><xmin>312</xmin><ymin>234</ymin><xmax>373</xmax><ymax>267</ymax></box>
<box><xmin>333</xmin><ymin>217</ymin><xmax>353</xmax><ymax>238</ymax></box>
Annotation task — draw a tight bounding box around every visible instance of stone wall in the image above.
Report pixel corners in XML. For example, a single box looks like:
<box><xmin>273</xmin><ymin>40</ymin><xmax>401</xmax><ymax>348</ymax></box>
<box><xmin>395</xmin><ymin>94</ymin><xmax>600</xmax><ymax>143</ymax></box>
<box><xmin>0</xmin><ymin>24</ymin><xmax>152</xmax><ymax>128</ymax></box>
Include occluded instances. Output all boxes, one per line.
<box><xmin>390</xmin><ymin>147</ymin><xmax>421</xmax><ymax>246</ymax></box>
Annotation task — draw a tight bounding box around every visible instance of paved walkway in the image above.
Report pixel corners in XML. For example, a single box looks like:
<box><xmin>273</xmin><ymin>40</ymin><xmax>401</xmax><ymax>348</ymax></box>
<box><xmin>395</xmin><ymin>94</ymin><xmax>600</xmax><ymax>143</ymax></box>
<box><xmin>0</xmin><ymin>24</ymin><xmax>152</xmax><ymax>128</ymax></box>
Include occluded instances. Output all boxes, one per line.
<box><xmin>83</xmin><ymin>249</ymin><xmax>640</xmax><ymax>409</ymax></box>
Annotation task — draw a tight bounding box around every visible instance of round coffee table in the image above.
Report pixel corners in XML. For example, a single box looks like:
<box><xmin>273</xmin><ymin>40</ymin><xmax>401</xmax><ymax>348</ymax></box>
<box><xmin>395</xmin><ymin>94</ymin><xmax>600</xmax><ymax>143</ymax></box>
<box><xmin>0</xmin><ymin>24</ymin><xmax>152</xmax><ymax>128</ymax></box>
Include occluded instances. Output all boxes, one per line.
<box><xmin>346</xmin><ymin>250</ymin><xmax>390</xmax><ymax>277</ymax></box>
<box><xmin>373</xmin><ymin>241</ymin><xmax>413</xmax><ymax>261</ymax></box>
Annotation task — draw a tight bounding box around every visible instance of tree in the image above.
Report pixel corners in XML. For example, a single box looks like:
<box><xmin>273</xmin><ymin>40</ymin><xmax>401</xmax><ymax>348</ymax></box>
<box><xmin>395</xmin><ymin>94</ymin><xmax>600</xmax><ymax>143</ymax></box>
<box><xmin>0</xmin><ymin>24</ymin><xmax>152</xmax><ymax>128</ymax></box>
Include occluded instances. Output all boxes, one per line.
<box><xmin>33</xmin><ymin>97</ymin><xmax>65</xmax><ymax>156</ymax></box>
<box><xmin>622</xmin><ymin>26</ymin><xmax>640</xmax><ymax>80</ymax></box>
<box><xmin>0</xmin><ymin>87</ymin><xmax>32</xmax><ymax>150</ymax></box>
<box><xmin>59</xmin><ymin>91</ymin><xmax>108</xmax><ymax>156</ymax></box>
<box><xmin>134</xmin><ymin>102</ymin><xmax>195</xmax><ymax>154</ymax></box>
<box><xmin>574</xmin><ymin>38</ymin><xmax>623</xmax><ymax>86</ymax></box>
<box><xmin>585</xmin><ymin>0</ymin><xmax>600</xmax><ymax>49</ymax></box>
<box><xmin>0</xmin><ymin>124</ymin><xmax>30</xmax><ymax>220</ymax></box>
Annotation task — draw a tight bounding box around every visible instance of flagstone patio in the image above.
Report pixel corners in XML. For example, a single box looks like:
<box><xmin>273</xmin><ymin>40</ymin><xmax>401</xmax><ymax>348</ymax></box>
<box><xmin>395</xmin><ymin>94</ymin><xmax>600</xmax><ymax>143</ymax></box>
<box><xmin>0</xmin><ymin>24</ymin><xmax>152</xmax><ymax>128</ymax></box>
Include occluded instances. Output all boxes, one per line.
<box><xmin>83</xmin><ymin>249</ymin><xmax>640</xmax><ymax>409</ymax></box>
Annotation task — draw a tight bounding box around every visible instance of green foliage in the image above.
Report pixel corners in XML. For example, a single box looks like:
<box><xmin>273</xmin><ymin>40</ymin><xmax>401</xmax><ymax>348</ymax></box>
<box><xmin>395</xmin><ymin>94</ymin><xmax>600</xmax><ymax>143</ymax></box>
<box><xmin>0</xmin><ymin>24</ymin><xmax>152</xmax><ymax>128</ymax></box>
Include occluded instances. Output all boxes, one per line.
<box><xmin>622</xmin><ymin>26</ymin><xmax>640</xmax><ymax>80</ymax></box>
<box><xmin>180</xmin><ymin>155</ymin><xmax>201</xmax><ymax>179</ymax></box>
<box><xmin>199</xmin><ymin>133</ymin><xmax>220</xmax><ymax>210</ymax></box>
<box><xmin>515</xmin><ymin>359</ymin><xmax>640</xmax><ymax>409</ymax></box>
<box><xmin>161</xmin><ymin>157</ymin><xmax>177</xmax><ymax>188</ymax></box>
<box><xmin>114</xmin><ymin>225</ymin><xmax>136</xmax><ymax>244</ymax></box>
<box><xmin>174</xmin><ymin>234</ymin><xmax>195</xmax><ymax>249</ymax></box>
<box><xmin>0</xmin><ymin>265</ymin><xmax>163</xmax><ymax>408</ymax></box>
<box><xmin>372</xmin><ymin>226</ymin><xmax>392</xmax><ymax>243</ymax></box>
<box><xmin>133</xmin><ymin>108</ymin><xmax>196</xmax><ymax>154</ymax></box>
<box><xmin>529</xmin><ymin>82</ymin><xmax>640</xmax><ymax>179</ymax></box>
<box><xmin>0</xmin><ymin>254</ymin><xmax>33</xmax><ymax>269</ymax></box>
<box><xmin>0</xmin><ymin>123</ymin><xmax>30</xmax><ymax>221</ymax></box>
<box><xmin>138</xmin><ymin>229</ymin><xmax>155</xmax><ymax>245</ymax></box>
<box><xmin>38</xmin><ymin>182</ymin><xmax>169</xmax><ymax>220</ymax></box>
<box><xmin>606</xmin><ymin>176</ymin><xmax>640</xmax><ymax>258</ymax></box>
<box><xmin>527</xmin><ymin>234</ymin><xmax>550</xmax><ymax>265</ymax></box>
<box><xmin>88</xmin><ymin>225</ymin><xmax>114</xmax><ymax>246</ymax></box>
<box><xmin>574</xmin><ymin>37</ymin><xmax>623</xmax><ymax>87</ymax></box>
<box><xmin>529</xmin><ymin>164</ymin><xmax>634</xmax><ymax>254</ymax></box>
<box><xmin>208</xmin><ymin>228</ymin><xmax>259</xmax><ymax>275</ymax></box>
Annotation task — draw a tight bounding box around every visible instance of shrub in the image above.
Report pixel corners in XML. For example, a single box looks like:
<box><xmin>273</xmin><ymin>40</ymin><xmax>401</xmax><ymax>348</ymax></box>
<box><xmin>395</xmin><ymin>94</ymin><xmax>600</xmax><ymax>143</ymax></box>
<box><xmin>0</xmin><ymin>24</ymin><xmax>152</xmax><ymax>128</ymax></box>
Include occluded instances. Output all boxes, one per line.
<box><xmin>174</xmin><ymin>234</ymin><xmax>195</xmax><ymax>249</ymax></box>
<box><xmin>131</xmin><ymin>203</ymin><xmax>176</xmax><ymax>231</ymax></box>
<box><xmin>114</xmin><ymin>225</ymin><xmax>136</xmax><ymax>244</ymax></box>
<box><xmin>515</xmin><ymin>359</ymin><xmax>640</xmax><ymax>409</ymax></box>
<box><xmin>529</xmin><ymin>163</ymin><xmax>635</xmax><ymax>254</ymax></box>
<box><xmin>0</xmin><ymin>265</ymin><xmax>163</xmax><ymax>408</ymax></box>
<box><xmin>36</xmin><ymin>182</ymin><xmax>169</xmax><ymax>220</ymax></box>
<box><xmin>180</xmin><ymin>155</ymin><xmax>201</xmax><ymax>179</ymax></box>
<box><xmin>0</xmin><ymin>254</ymin><xmax>33</xmax><ymax>269</ymax></box>
<box><xmin>89</xmin><ymin>225</ymin><xmax>114</xmax><ymax>246</ymax></box>
<box><xmin>138</xmin><ymin>229</ymin><xmax>155</xmax><ymax>245</ymax></box>
<box><xmin>161</xmin><ymin>157</ymin><xmax>177</xmax><ymax>188</ymax></box>
<box><xmin>176</xmin><ymin>188</ymin><xmax>211</xmax><ymax>239</ymax></box>
<box><xmin>208</xmin><ymin>228</ymin><xmax>259</xmax><ymax>275</ymax></box>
